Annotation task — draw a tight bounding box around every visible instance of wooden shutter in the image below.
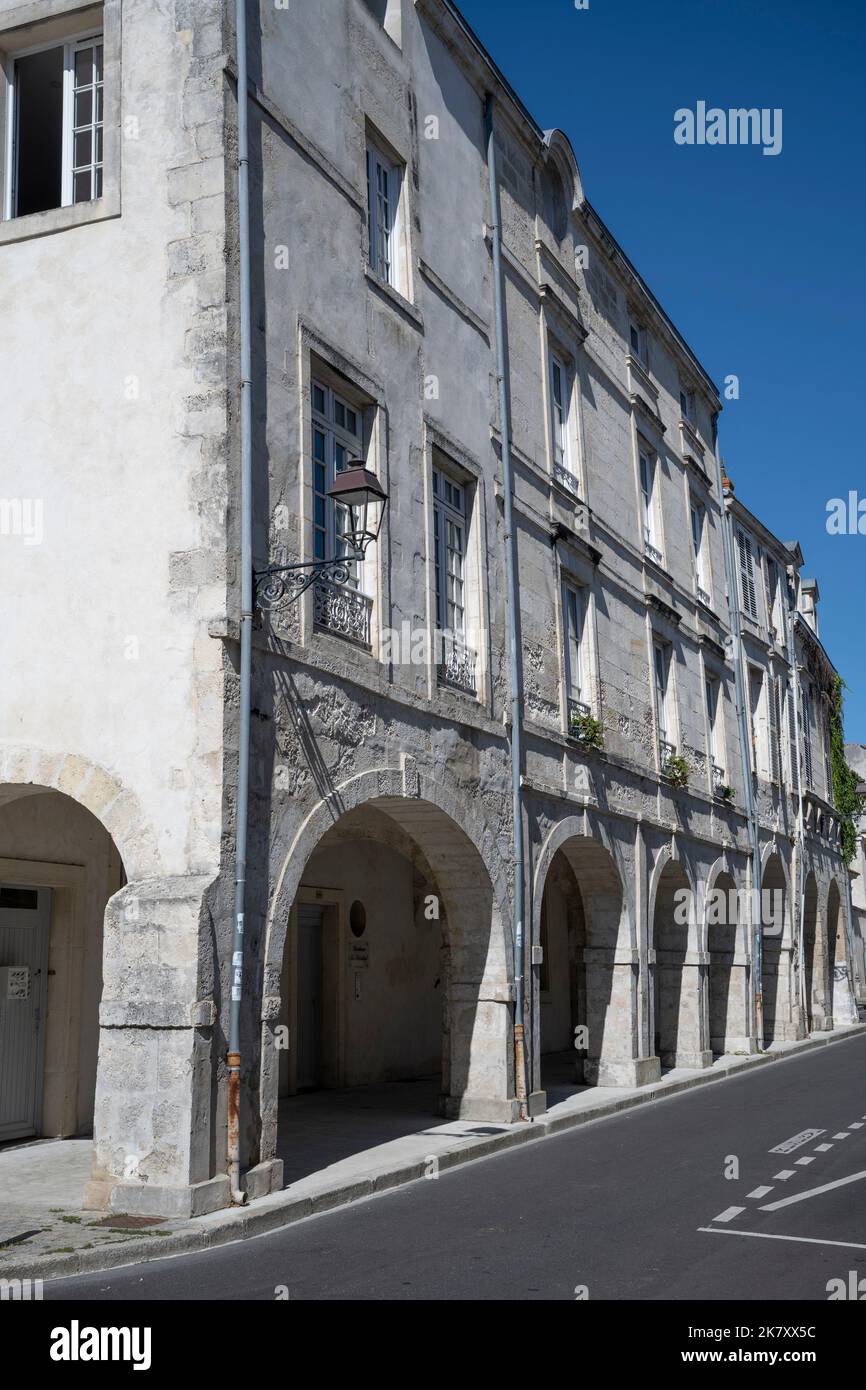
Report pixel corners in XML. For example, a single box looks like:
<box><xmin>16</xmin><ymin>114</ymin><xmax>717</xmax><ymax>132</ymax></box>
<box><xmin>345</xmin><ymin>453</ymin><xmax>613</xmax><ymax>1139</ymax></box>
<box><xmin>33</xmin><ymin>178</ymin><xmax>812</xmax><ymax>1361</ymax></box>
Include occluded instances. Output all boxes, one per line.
<box><xmin>736</xmin><ymin>529</ymin><xmax>758</xmax><ymax>619</ymax></box>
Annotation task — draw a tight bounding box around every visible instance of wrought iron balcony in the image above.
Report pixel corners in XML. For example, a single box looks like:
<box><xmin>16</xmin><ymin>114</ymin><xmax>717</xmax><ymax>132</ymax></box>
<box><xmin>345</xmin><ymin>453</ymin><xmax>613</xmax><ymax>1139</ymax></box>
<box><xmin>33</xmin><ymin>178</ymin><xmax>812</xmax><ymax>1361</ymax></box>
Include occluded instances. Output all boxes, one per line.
<box><xmin>697</xmin><ymin>584</ymin><xmax>712</xmax><ymax>608</ymax></box>
<box><xmin>644</xmin><ymin>529</ymin><xmax>663</xmax><ymax>567</ymax></box>
<box><xmin>313</xmin><ymin>578</ymin><xmax>372</xmax><ymax>648</ymax></box>
<box><xmin>553</xmin><ymin>461</ymin><xmax>580</xmax><ymax>498</ymax></box>
<box><xmin>659</xmin><ymin>738</ymin><xmax>677</xmax><ymax>771</ymax></box>
<box><xmin>711</xmin><ymin>763</ymin><xmax>727</xmax><ymax>793</ymax></box>
<box><xmin>438</xmin><ymin>634</ymin><xmax>477</xmax><ymax>696</ymax></box>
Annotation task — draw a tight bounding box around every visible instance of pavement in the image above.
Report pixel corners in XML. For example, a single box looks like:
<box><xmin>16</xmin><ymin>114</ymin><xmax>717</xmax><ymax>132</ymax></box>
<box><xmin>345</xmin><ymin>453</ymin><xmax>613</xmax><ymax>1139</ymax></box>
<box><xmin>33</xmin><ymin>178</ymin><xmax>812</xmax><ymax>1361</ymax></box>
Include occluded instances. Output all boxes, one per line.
<box><xmin>43</xmin><ymin>1026</ymin><xmax>866</xmax><ymax>1301</ymax></box>
<box><xmin>1</xmin><ymin>1021</ymin><xmax>864</xmax><ymax>1284</ymax></box>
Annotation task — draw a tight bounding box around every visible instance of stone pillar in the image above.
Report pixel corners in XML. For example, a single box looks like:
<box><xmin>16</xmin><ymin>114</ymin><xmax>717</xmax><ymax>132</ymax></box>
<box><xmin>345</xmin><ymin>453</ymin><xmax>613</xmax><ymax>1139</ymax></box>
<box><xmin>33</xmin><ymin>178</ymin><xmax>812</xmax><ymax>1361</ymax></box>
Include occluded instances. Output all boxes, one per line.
<box><xmin>583</xmin><ymin>949</ymin><xmax>659</xmax><ymax>1086</ymax></box>
<box><xmin>84</xmin><ymin>875</ymin><xmax>228</xmax><ymax>1218</ymax></box>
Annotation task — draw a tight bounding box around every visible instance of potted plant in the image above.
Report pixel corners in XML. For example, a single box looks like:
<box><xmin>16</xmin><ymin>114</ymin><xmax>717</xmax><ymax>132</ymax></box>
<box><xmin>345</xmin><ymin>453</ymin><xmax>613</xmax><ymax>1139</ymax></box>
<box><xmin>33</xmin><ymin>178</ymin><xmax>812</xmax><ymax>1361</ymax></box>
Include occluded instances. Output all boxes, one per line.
<box><xmin>570</xmin><ymin>709</ymin><xmax>604</xmax><ymax>750</ymax></box>
<box><xmin>664</xmin><ymin>751</ymin><xmax>690</xmax><ymax>788</ymax></box>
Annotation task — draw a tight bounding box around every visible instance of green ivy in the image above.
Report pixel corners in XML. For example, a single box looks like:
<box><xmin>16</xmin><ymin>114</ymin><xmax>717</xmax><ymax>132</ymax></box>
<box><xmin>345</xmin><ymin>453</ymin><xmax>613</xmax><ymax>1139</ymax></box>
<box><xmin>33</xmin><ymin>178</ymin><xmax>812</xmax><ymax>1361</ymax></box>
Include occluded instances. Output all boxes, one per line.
<box><xmin>570</xmin><ymin>710</ymin><xmax>605</xmax><ymax>750</ymax></box>
<box><xmin>664</xmin><ymin>752</ymin><xmax>690</xmax><ymax>788</ymax></box>
<box><xmin>829</xmin><ymin>674</ymin><xmax>863</xmax><ymax>865</ymax></box>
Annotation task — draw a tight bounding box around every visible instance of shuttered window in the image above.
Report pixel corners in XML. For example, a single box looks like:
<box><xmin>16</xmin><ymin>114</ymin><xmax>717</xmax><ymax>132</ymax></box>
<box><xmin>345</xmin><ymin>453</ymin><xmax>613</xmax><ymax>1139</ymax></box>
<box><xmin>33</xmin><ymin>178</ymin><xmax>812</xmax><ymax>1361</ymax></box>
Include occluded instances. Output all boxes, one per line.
<box><xmin>736</xmin><ymin>528</ymin><xmax>759</xmax><ymax>620</ymax></box>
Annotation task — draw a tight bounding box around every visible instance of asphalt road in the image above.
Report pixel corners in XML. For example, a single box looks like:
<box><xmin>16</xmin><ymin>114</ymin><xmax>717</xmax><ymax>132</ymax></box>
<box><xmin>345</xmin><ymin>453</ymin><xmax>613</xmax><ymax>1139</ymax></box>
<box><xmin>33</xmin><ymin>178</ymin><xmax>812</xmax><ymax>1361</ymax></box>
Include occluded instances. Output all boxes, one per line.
<box><xmin>48</xmin><ymin>1034</ymin><xmax>866</xmax><ymax>1301</ymax></box>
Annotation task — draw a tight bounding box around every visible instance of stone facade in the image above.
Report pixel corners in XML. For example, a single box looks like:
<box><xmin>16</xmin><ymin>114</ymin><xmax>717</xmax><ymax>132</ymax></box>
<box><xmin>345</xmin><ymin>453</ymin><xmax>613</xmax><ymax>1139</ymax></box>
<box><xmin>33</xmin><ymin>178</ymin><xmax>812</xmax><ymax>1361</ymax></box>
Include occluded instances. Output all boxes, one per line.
<box><xmin>0</xmin><ymin>0</ymin><xmax>858</xmax><ymax>1215</ymax></box>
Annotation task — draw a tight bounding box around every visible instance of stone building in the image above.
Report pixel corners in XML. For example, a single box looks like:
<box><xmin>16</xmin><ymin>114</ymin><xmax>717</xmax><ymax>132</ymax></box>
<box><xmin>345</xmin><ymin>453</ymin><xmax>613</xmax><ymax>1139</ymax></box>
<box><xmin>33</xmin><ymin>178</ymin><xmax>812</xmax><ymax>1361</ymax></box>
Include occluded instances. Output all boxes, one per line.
<box><xmin>0</xmin><ymin>0</ymin><xmax>858</xmax><ymax>1215</ymax></box>
<box><xmin>845</xmin><ymin>744</ymin><xmax>866</xmax><ymax>1004</ymax></box>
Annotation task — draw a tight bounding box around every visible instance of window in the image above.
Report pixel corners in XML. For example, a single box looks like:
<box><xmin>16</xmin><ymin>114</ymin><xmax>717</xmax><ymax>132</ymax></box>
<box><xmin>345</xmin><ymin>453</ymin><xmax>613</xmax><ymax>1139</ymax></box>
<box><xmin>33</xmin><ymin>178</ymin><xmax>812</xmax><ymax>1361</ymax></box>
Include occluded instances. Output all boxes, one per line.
<box><xmin>690</xmin><ymin>500</ymin><xmax>710</xmax><ymax>603</ymax></box>
<box><xmin>748</xmin><ymin>667</ymin><xmax>765</xmax><ymax>774</ymax></box>
<box><xmin>654</xmin><ymin>641</ymin><xmax>672</xmax><ymax>748</ymax></box>
<box><xmin>311</xmin><ymin>377</ymin><xmax>365</xmax><ymax>587</ymax></box>
<box><xmin>564</xmin><ymin>584</ymin><xmax>585</xmax><ymax>703</ymax></box>
<box><xmin>679</xmin><ymin>387</ymin><xmax>695</xmax><ymax>424</ymax></box>
<box><xmin>801</xmin><ymin>685</ymin><xmax>814</xmax><ymax>788</ymax></box>
<box><xmin>705</xmin><ymin>676</ymin><xmax>720</xmax><ymax>766</ymax></box>
<box><xmin>766</xmin><ymin>558</ymin><xmax>782</xmax><ymax>635</ymax></box>
<box><xmin>629</xmin><ymin>319</ymin><xmax>646</xmax><ymax>364</ymax></box>
<box><xmin>769</xmin><ymin>675</ymin><xmax>784</xmax><ymax>783</ymax></box>
<box><xmin>7</xmin><ymin>33</ymin><xmax>104</xmax><ymax>219</ymax></box>
<box><xmin>549</xmin><ymin>351</ymin><xmax>574</xmax><ymax>484</ymax></box>
<box><xmin>366</xmin><ymin>139</ymin><xmax>402</xmax><ymax>289</ymax></box>
<box><xmin>736</xmin><ymin>527</ymin><xmax>759</xmax><ymax>621</ymax></box>
<box><xmin>433</xmin><ymin>466</ymin><xmax>476</xmax><ymax>694</ymax></box>
<box><xmin>640</xmin><ymin>450</ymin><xmax>661</xmax><ymax>561</ymax></box>
<box><xmin>433</xmin><ymin>467</ymin><xmax>471</xmax><ymax>637</ymax></box>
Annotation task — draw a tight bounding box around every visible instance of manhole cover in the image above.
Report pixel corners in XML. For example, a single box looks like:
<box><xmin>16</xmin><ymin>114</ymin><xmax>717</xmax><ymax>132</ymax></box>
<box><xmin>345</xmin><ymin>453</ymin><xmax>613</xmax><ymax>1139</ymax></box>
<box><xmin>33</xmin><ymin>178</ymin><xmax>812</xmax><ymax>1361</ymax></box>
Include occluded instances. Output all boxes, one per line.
<box><xmin>90</xmin><ymin>1215</ymin><xmax>167</xmax><ymax>1230</ymax></box>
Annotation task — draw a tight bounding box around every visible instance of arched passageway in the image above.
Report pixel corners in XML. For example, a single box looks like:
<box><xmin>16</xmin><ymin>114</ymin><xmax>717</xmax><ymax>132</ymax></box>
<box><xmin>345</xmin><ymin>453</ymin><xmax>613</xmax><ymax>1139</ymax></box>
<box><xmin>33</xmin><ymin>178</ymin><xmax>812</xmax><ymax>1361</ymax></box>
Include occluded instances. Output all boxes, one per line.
<box><xmin>262</xmin><ymin>791</ymin><xmax>514</xmax><ymax>1184</ymax></box>
<box><xmin>0</xmin><ymin>786</ymin><xmax>123</xmax><ymax>1141</ymax></box>
<box><xmin>827</xmin><ymin>880</ymin><xmax>857</xmax><ymax>1026</ymax></box>
<box><xmin>707</xmin><ymin>871</ymin><xmax>747</xmax><ymax>1054</ymax></box>
<box><xmin>803</xmin><ymin>872</ymin><xmax>824</xmax><ymax>1032</ymax></box>
<box><xmin>653</xmin><ymin>858</ymin><xmax>709</xmax><ymax>1069</ymax></box>
<box><xmin>761</xmin><ymin>853</ymin><xmax>792</xmax><ymax>1043</ymax></box>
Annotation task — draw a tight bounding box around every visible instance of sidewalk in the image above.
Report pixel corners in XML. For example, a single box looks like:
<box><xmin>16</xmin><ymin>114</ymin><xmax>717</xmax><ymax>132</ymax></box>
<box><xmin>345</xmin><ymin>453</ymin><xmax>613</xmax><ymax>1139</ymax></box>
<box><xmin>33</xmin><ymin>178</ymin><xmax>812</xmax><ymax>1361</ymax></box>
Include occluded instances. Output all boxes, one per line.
<box><xmin>2</xmin><ymin>1022</ymin><xmax>864</xmax><ymax>1283</ymax></box>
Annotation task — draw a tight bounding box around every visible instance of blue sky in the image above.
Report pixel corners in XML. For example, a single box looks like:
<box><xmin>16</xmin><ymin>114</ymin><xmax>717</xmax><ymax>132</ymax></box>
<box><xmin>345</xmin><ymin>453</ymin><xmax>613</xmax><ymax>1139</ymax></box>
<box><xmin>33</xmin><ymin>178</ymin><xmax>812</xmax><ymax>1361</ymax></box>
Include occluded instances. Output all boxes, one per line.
<box><xmin>458</xmin><ymin>0</ymin><xmax>866</xmax><ymax>743</ymax></box>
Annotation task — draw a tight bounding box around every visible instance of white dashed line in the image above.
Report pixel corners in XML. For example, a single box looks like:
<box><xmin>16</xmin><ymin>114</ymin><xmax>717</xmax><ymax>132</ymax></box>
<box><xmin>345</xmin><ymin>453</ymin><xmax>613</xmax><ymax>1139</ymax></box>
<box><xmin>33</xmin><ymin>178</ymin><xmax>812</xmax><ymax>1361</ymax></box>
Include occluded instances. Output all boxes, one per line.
<box><xmin>833</xmin><ymin>1133</ymin><xmax>851</xmax><ymax>1140</ymax></box>
<box><xmin>795</xmin><ymin>1157</ymin><xmax>815</xmax><ymax>1165</ymax></box>
<box><xmin>850</xmin><ymin>1123</ymin><xmax>864</xmax><ymax>1130</ymax></box>
<box><xmin>746</xmin><ymin>1186</ymin><xmax>774</xmax><ymax>1200</ymax></box>
<box><xmin>815</xmin><ymin>1143</ymin><xmax>833</xmax><ymax>1152</ymax></box>
<box><xmin>773</xmin><ymin>1170</ymin><xmax>797</xmax><ymax>1181</ymax></box>
<box><xmin>760</xmin><ymin>1170</ymin><xmax>866</xmax><ymax>1212</ymax></box>
<box><xmin>712</xmin><ymin>1206</ymin><xmax>745</xmax><ymax>1223</ymax></box>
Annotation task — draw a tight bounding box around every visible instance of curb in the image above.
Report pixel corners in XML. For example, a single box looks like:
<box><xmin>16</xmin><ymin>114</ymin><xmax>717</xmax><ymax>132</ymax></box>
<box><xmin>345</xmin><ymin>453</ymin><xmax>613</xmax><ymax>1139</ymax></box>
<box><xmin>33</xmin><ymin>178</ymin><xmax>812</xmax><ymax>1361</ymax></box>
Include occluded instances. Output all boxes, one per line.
<box><xmin>6</xmin><ymin>1021</ymin><xmax>865</xmax><ymax>1284</ymax></box>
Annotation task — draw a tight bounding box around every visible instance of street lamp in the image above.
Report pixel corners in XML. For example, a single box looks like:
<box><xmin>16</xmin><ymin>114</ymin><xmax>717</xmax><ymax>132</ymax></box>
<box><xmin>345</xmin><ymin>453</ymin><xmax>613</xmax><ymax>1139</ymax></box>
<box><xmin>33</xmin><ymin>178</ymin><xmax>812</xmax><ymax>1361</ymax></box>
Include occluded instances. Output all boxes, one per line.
<box><xmin>254</xmin><ymin>461</ymin><xmax>388</xmax><ymax>611</ymax></box>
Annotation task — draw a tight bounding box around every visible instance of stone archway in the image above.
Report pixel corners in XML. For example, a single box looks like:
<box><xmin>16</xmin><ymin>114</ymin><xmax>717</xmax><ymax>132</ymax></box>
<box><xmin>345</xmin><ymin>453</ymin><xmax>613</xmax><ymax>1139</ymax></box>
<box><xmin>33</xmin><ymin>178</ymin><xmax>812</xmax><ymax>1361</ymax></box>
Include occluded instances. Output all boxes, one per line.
<box><xmin>257</xmin><ymin>769</ymin><xmax>515</xmax><ymax>1182</ymax></box>
<box><xmin>761</xmin><ymin>850</ymin><xmax>795</xmax><ymax>1043</ymax></box>
<box><xmin>803</xmin><ymin>872</ymin><xmax>825</xmax><ymax>1032</ymax></box>
<box><xmin>0</xmin><ymin>785</ymin><xmax>125</xmax><ymax>1141</ymax></box>
<box><xmin>651</xmin><ymin>853</ymin><xmax>709</xmax><ymax>1070</ymax></box>
<box><xmin>828</xmin><ymin>879</ymin><xmax>858</xmax><ymax>1026</ymax></box>
<box><xmin>705</xmin><ymin>867</ymin><xmax>751</xmax><ymax>1055</ymax></box>
<box><xmin>533</xmin><ymin>830</ymin><xmax>636</xmax><ymax>1088</ymax></box>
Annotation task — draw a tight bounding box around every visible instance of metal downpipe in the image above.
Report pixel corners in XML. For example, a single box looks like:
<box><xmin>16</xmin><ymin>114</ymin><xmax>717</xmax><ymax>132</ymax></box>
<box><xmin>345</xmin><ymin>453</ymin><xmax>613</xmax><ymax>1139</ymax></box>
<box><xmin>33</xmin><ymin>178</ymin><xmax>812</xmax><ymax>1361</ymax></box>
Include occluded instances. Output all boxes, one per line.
<box><xmin>228</xmin><ymin>0</ymin><xmax>253</xmax><ymax>1205</ymax></box>
<box><xmin>485</xmin><ymin>93</ymin><xmax>528</xmax><ymax>1120</ymax></box>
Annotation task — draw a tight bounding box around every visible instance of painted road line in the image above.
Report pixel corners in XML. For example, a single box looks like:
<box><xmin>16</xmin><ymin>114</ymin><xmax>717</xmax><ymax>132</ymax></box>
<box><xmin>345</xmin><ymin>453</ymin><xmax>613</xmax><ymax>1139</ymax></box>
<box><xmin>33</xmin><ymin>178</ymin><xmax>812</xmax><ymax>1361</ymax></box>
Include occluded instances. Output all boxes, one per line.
<box><xmin>850</xmin><ymin>1122</ymin><xmax>864</xmax><ymax>1130</ymax></box>
<box><xmin>769</xmin><ymin>1128</ymin><xmax>825</xmax><ymax>1154</ymax></box>
<box><xmin>833</xmin><ymin>1133</ymin><xmax>851</xmax><ymax>1140</ymax></box>
<box><xmin>712</xmin><ymin>1206</ymin><xmax>746</xmax><ymax>1223</ymax></box>
<box><xmin>760</xmin><ymin>1169</ymin><xmax>866</xmax><ymax>1212</ymax></box>
<box><xmin>746</xmin><ymin>1186</ymin><xmax>774</xmax><ymax>1199</ymax></box>
<box><xmin>698</xmin><ymin>1227</ymin><xmax>866</xmax><ymax>1252</ymax></box>
<box><xmin>772</xmin><ymin>1170</ymin><xmax>797</xmax><ymax>1181</ymax></box>
<box><xmin>815</xmin><ymin>1143</ymin><xmax>834</xmax><ymax>1152</ymax></box>
<box><xmin>795</xmin><ymin>1157</ymin><xmax>815</xmax><ymax>1165</ymax></box>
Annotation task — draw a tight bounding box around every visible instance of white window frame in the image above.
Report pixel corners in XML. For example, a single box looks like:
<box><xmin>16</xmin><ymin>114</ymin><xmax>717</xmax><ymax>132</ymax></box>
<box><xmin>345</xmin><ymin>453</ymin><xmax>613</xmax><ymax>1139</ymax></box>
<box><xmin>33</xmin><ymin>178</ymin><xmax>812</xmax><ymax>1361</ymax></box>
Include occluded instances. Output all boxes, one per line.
<box><xmin>690</xmin><ymin>499</ymin><xmax>710</xmax><ymax>601</ymax></box>
<box><xmin>311</xmin><ymin>376</ymin><xmax>367</xmax><ymax>591</ymax></box>
<box><xmin>628</xmin><ymin>319</ymin><xmax>647</xmax><ymax>365</ymax></box>
<box><xmin>705</xmin><ymin>675</ymin><xmax>720</xmax><ymax>766</ymax></box>
<box><xmin>4</xmin><ymin>29</ymin><xmax>104</xmax><ymax>221</ymax></box>
<box><xmin>801</xmin><ymin>684</ymin><xmax>814</xmax><ymax>789</ymax></box>
<box><xmin>433</xmin><ymin>466</ymin><xmax>469</xmax><ymax>637</ymax></box>
<box><xmin>366</xmin><ymin>137</ymin><xmax>403</xmax><ymax>291</ymax></box>
<box><xmin>563</xmin><ymin>583</ymin><xmax>585</xmax><ymax>704</ymax></box>
<box><xmin>679</xmin><ymin>386</ymin><xmax>695</xmax><ymax>424</ymax></box>
<box><xmin>654</xmin><ymin>641</ymin><xmax>672</xmax><ymax>745</ymax></box>
<box><xmin>748</xmin><ymin>666</ymin><xmax>766</xmax><ymax>775</ymax></box>
<box><xmin>640</xmin><ymin>449</ymin><xmax>660</xmax><ymax>558</ymax></box>
<box><xmin>549</xmin><ymin>350</ymin><xmax>572</xmax><ymax>478</ymax></box>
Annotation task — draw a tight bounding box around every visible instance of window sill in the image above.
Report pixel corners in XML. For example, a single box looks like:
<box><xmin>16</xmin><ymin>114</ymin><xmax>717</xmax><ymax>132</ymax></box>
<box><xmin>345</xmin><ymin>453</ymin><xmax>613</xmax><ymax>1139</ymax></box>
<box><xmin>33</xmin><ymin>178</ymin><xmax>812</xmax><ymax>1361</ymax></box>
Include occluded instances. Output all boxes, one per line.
<box><xmin>0</xmin><ymin>192</ymin><xmax>120</xmax><ymax>248</ymax></box>
<box><xmin>364</xmin><ymin>265</ymin><xmax>423</xmax><ymax>331</ymax></box>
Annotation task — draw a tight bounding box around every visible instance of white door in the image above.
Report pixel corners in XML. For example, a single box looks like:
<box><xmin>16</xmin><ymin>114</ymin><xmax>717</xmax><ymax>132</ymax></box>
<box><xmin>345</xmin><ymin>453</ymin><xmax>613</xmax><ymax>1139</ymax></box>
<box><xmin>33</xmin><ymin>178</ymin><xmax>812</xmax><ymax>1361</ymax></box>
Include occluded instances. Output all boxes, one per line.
<box><xmin>0</xmin><ymin>884</ymin><xmax>51</xmax><ymax>1140</ymax></box>
<box><xmin>296</xmin><ymin>904</ymin><xmax>324</xmax><ymax>1090</ymax></box>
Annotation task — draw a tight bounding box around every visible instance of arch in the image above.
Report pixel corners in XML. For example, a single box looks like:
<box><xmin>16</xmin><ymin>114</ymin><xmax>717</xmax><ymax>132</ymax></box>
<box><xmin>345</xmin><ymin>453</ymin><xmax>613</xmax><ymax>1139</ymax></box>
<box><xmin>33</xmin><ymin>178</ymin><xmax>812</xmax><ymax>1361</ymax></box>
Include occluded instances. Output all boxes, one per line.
<box><xmin>705</xmin><ymin>869</ymin><xmax>748</xmax><ymax>1055</ymax></box>
<box><xmin>761</xmin><ymin>850</ymin><xmax>793</xmax><ymax>1043</ymax></box>
<box><xmin>258</xmin><ymin>769</ymin><xmax>515</xmax><ymax>1168</ymax></box>
<box><xmin>0</xmin><ymin>785</ymin><xmax>125</xmax><ymax>1140</ymax></box>
<box><xmin>826</xmin><ymin>878</ymin><xmax>857</xmax><ymax>1026</ymax></box>
<box><xmin>542</xmin><ymin>128</ymin><xmax>584</xmax><ymax>209</ymax></box>
<box><xmin>533</xmin><ymin>824</ymin><xmax>635</xmax><ymax>1088</ymax></box>
<box><xmin>651</xmin><ymin>848</ymin><xmax>709</xmax><ymax>1069</ymax></box>
<box><xmin>802</xmin><ymin>871</ymin><xmax>824</xmax><ymax>1033</ymax></box>
<box><xmin>0</xmin><ymin>744</ymin><xmax>158</xmax><ymax>879</ymax></box>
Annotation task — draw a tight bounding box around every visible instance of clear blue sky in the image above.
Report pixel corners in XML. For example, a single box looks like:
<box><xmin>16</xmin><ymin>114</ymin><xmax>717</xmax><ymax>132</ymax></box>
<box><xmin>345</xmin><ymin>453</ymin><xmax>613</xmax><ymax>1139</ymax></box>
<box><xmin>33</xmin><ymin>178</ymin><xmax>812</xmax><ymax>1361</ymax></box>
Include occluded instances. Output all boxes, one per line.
<box><xmin>458</xmin><ymin>0</ymin><xmax>866</xmax><ymax>743</ymax></box>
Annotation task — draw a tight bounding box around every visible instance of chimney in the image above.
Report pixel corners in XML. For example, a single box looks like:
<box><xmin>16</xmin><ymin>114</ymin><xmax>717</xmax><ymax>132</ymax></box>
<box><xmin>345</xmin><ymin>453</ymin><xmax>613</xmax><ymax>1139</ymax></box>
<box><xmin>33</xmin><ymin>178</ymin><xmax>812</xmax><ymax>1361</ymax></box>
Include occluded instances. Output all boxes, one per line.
<box><xmin>800</xmin><ymin>577</ymin><xmax>820</xmax><ymax>636</ymax></box>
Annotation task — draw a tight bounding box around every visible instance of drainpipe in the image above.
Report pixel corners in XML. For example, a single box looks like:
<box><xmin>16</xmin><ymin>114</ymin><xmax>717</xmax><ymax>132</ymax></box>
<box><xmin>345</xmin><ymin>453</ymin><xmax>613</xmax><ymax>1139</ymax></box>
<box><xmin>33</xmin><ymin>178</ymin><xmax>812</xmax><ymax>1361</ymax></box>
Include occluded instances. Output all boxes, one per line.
<box><xmin>485</xmin><ymin>93</ymin><xmax>528</xmax><ymax>1120</ymax></box>
<box><xmin>227</xmin><ymin>0</ymin><xmax>253</xmax><ymax>1205</ymax></box>
<box><xmin>713</xmin><ymin>430</ymin><xmax>764</xmax><ymax>1047</ymax></box>
<box><xmin>785</xmin><ymin>589</ymin><xmax>807</xmax><ymax>1027</ymax></box>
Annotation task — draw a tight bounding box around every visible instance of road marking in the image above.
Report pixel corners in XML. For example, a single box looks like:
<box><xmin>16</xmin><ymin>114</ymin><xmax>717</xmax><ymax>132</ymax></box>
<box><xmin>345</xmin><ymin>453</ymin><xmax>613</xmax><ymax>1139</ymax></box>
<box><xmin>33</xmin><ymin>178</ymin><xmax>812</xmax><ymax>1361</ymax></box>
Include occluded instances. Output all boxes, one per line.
<box><xmin>815</xmin><ymin>1143</ymin><xmax>833</xmax><ymax>1152</ymax></box>
<box><xmin>746</xmin><ymin>1186</ymin><xmax>774</xmax><ymax>1199</ymax></box>
<box><xmin>833</xmin><ymin>1133</ymin><xmax>851</xmax><ymax>1140</ymax></box>
<box><xmin>712</xmin><ymin>1206</ymin><xmax>745</xmax><ymax>1223</ymax></box>
<box><xmin>850</xmin><ymin>1122</ymin><xmax>863</xmax><ymax>1130</ymax></box>
<box><xmin>773</xmin><ymin>1170</ymin><xmax>797</xmax><ymax>1181</ymax></box>
<box><xmin>795</xmin><ymin>1157</ymin><xmax>815</xmax><ymax>1165</ymax></box>
<box><xmin>698</xmin><ymin>1227</ymin><xmax>866</xmax><ymax>1252</ymax></box>
<box><xmin>760</xmin><ymin>1170</ymin><xmax>866</xmax><ymax>1212</ymax></box>
<box><xmin>769</xmin><ymin>1128</ymin><xmax>825</xmax><ymax>1154</ymax></box>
